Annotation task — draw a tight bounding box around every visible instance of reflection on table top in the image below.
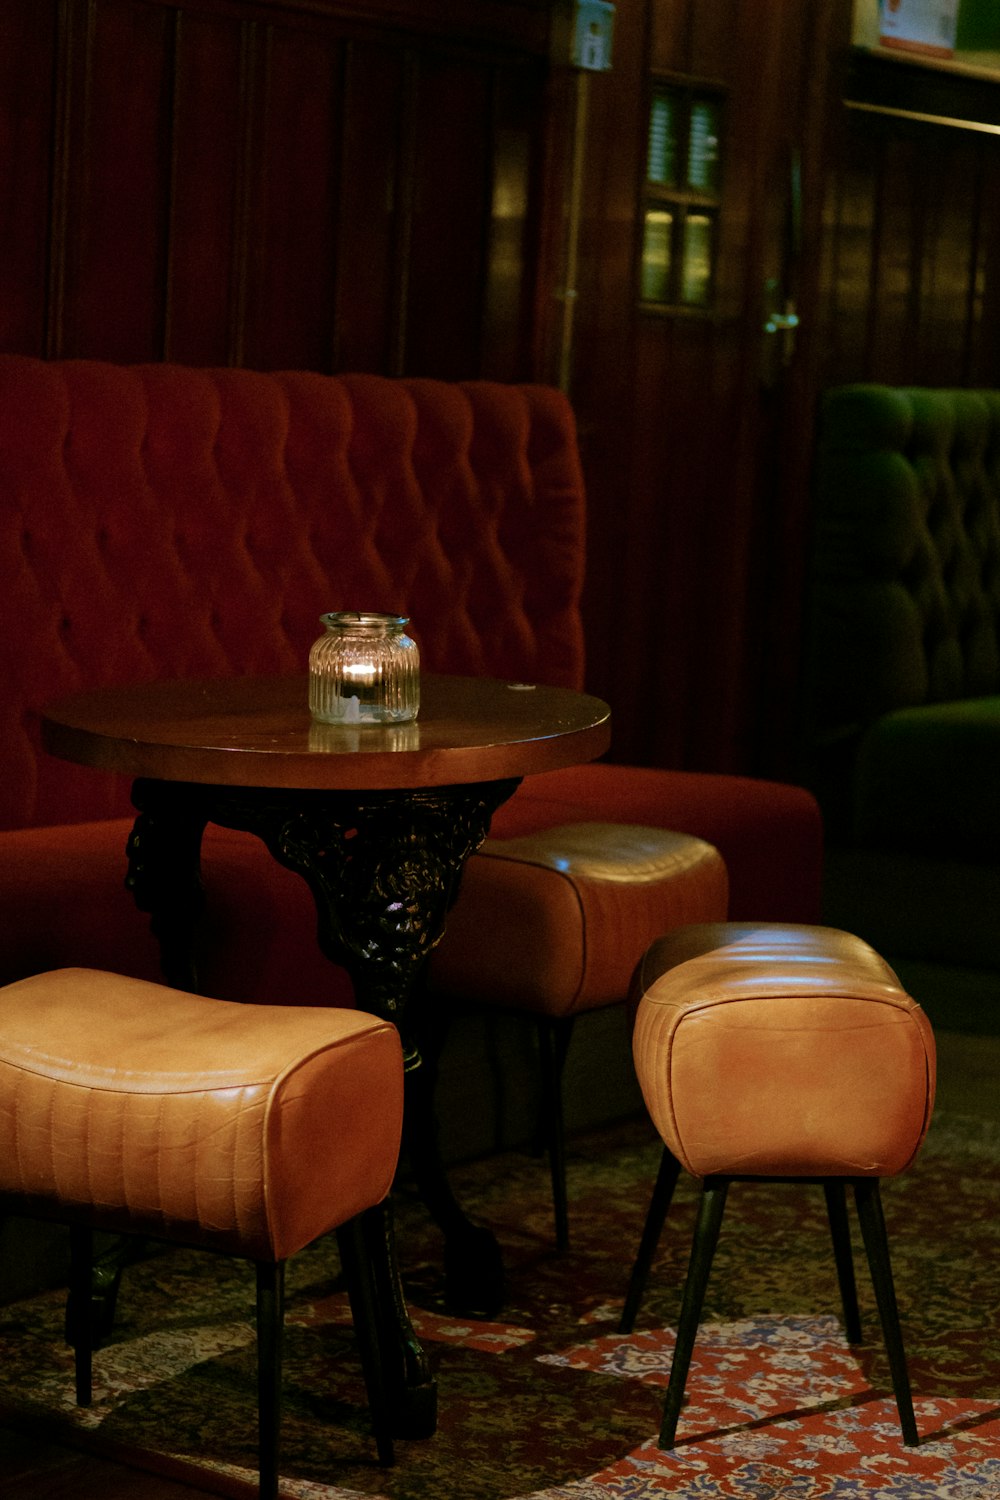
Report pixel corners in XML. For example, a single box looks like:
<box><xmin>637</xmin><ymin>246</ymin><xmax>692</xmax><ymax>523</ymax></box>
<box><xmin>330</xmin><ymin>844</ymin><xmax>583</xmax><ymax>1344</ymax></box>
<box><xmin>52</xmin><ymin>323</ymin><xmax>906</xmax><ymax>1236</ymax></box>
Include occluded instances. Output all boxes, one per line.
<box><xmin>42</xmin><ymin>672</ymin><xmax>612</xmax><ymax>792</ymax></box>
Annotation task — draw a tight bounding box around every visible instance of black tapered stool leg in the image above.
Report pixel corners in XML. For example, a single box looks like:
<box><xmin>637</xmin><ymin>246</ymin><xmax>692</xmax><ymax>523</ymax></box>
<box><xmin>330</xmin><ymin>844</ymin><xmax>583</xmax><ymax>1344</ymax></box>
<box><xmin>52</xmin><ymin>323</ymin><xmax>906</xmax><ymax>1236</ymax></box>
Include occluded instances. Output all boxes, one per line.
<box><xmin>659</xmin><ymin>1176</ymin><xmax>729</xmax><ymax>1449</ymax></box>
<box><xmin>337</xmin><ymin>1211</ymin><xmax>395</xmax><ymax>1466</ymax></box>
<box><xmin>853</xmin><ymin>1178</ymin><xmax>919</xmax><ymax>1446</ymax></box>
<box><xmin>536</xmin><ymin>1016</ymin><xmax>575</xmax><ymax>1251</ymax></box>
<box><xmin>256</xmin><ymin>1260</ymin><xmax>284</xmax><ymax>1500</ymax></box>
<box><xmin>824</xmin><ymin>1180</ymin><xmax>862</xmax><ymax>1344</ymax></box>
<box><xmin>68</xmin><ymin>1225</ymin><xmax>94</xmax><ymax>1407</ymax></box>
<box><xmin>619</xmin><ymin>1147</ymin><xmax>682</xmax><ymax>1334</ymax></box>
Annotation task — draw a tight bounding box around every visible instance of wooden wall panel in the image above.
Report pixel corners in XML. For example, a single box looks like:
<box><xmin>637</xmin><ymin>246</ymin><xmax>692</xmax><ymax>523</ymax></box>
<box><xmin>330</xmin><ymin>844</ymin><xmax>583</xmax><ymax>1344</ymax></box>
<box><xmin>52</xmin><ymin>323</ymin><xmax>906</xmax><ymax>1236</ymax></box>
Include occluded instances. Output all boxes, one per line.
<box><xmin>244</xmin><ymin>25</ymin><xmax>344</xmax><ymax>371</ymax></box>
<box><xmin>568</xmin><ymin>20</ymin><xmax>646</xmax><ymax>741</ymax></box>
<box><xmin>818</xmin><ymin>124</ymin><xmax>874</xmax><ymax>381</ymax></box>
<box><xmin>3</xmin><ymin>0</ymin><xmax>550</xmax><ymax>378</ymax></box>
<box><xmin>165</xmin><ymin>12</ymin><xmax>244</xmax><ymax>364</ymax></box>
<box><xmin>334</xmin><ymin>42</ymin><xmax>407</xmax><ymax>373</ymax></box>
<box><xmin>405</xmin><ymin>58</ymin><xmax>492</xmax><ymax>378</ymax></box>
<box><xmin>480</xmin><ymin>68</ymin><xmax>540</xmax><ymax>381</ymax></box>
<box><xmin>573</xmin><ymin>0</ymin><xmax>842</xmax><ymax>773</ymax></box>
<box><xmin>66</xmin><ymin>0</ymin><xmax>174</xmax><ymax>360</ymax></box>
<box><xmin>0</xmin><ymin>5</ymin><xmax>56</xmax><ymax>354</ymax></box>
<box><xmin>917</xmin><ymin>137</ymin><xmax>981</xmax><ymax>383</ymax></box>
<box><xmin>970</xmin><ymin>148</ymin><xmax>1000</xmax><ymax>385</ymax></box>
<box><xmin>818</xmin><ymin>59</ymin><xmax>1000</xmax><ymax>391</ymax></box>
<box><xmin>650</xmin><ymin>0</ymin><xmax>738</xmax><ymax>76</ymax></box>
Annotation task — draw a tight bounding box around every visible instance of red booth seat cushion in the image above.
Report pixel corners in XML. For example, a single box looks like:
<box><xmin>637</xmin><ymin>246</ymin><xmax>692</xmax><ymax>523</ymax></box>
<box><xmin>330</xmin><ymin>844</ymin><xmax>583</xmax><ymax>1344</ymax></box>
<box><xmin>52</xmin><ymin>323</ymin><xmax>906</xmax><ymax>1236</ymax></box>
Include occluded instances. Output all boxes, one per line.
<box><xmin>498</xmin><ymin>763</ymin><xmax>824</xmax><ymax>924</ymax></box>
<box><xmin>0</xmin><ymin>819</ymin><xmax>355</xmax><ymax>1009</ymax></box>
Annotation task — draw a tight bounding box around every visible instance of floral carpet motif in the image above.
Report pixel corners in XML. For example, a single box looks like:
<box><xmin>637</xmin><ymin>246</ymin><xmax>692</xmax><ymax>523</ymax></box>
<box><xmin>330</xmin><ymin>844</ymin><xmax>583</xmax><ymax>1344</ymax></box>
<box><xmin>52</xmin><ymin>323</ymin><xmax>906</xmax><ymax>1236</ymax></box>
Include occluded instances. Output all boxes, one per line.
<box><xmin>0</xmin><ymin>1112</ymin><xmax>998</xmax><ymax>1499</ymax></box>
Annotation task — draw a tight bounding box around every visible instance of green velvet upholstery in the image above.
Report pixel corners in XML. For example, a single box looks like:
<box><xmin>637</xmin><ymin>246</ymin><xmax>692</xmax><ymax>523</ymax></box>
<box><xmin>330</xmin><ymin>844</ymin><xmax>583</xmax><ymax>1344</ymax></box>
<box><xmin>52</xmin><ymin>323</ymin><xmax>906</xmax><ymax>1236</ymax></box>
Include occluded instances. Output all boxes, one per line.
<box><xmin>802</xmin><ymin>385</ymin><xmax>1000</xmax><ymax>1029</ymax></box>
<box><xmin>853</xmin><ymin>700</ymin><xmax>1000</xmax><ymax>856</ymax></box>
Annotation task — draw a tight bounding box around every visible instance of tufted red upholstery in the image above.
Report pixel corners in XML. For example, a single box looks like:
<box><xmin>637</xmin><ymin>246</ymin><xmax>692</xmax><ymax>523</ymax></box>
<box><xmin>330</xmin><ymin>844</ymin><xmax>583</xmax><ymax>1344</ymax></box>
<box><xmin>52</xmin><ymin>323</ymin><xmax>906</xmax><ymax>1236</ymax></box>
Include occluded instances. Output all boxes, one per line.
<box><xmin>1</xmin><ymin>357</ymin><xmax>585</xmax><ymax>831</ymax></box>
<box><xmin>485</xmin><ymin>761</ymin><xmax>822</xmax><ymax>925</ymax></box>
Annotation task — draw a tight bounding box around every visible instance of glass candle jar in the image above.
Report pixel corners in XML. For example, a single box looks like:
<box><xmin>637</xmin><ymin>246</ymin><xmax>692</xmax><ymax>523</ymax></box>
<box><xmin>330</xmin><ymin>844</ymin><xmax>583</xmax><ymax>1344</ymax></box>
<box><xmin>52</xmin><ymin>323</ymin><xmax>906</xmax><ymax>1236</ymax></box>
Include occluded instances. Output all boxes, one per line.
<box><xmin>308</xmin><ymin>612</ymin><xmax>420</xmax><ymax>725</ymax></box>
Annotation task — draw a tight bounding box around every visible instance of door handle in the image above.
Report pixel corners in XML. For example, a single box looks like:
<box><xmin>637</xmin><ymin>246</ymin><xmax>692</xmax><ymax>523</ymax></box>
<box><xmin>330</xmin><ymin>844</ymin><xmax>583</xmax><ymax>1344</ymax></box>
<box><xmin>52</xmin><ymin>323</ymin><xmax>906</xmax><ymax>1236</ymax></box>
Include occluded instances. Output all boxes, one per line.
<box><xmin>762</xmin><ymin>276</ymin><xmax>799</xmax><ymax>366</ymax></box>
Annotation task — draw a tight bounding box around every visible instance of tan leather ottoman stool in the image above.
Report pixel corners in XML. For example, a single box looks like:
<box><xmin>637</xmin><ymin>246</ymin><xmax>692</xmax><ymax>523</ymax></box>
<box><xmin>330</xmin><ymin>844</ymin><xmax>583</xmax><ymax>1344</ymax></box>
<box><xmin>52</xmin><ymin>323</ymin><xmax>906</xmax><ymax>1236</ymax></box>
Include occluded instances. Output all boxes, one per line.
<box><xmin>0</xmin><ymin>967</ymin><xmax>405</xmax><ymax>1497</ymax></box>
<box><xmin>619</xmin><ymin>922</ymin><xmax>936</xmax><ymax>1449</ymax></box>
<box><xmin>431</xmin><ymin>824</ymin><xmax>729</xmax><ymax>1248</ymax></box>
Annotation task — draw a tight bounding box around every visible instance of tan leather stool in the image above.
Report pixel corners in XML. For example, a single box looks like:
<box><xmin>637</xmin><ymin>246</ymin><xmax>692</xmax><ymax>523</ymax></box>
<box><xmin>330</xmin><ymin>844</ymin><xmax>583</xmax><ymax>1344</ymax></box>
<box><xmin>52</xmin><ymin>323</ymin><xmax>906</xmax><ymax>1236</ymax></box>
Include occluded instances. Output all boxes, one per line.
<box><xmin>620</xmin><ymin>923</ymin><xmax>936</xmax><ymax>1449</ymax></box>
<box><xmin>430</xmin><ymin>824</ymin><xmax>729</xmax><ymax>1248</ymax></box>
<box><xmin>0</xmin><ymin>968</ymin><xmax>405</xmax><ymax>1497</ymax></box>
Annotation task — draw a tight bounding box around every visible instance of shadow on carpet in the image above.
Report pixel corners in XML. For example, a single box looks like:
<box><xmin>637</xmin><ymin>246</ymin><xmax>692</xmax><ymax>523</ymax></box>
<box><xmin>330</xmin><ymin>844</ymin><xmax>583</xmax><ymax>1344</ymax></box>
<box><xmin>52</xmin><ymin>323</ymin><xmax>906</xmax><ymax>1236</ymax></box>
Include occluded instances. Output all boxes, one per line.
<box><xmin>1</xmin><ymin>1112</ymin><xmax>998</xmax><ymax>1499</ymax></box>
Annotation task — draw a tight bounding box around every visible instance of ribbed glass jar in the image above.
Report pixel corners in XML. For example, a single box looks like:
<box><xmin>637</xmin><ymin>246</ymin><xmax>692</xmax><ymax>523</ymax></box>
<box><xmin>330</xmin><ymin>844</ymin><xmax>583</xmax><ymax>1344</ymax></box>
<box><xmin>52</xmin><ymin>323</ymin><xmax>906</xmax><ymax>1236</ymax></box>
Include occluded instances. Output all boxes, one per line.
<box><xmin>308</xmin><ymin>612</ymin><xmax>420</xmax><ymax>725</ymax></box>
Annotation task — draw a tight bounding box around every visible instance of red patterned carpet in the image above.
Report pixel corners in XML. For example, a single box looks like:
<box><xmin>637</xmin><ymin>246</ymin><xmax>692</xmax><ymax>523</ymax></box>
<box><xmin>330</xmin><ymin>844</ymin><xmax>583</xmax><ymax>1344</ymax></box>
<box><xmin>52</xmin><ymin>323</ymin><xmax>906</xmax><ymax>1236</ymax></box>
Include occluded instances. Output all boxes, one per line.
<box><xmin>0</xmin><ymin>1109</ymin><xmax>998</xmax><ymax>1499</ymax></box>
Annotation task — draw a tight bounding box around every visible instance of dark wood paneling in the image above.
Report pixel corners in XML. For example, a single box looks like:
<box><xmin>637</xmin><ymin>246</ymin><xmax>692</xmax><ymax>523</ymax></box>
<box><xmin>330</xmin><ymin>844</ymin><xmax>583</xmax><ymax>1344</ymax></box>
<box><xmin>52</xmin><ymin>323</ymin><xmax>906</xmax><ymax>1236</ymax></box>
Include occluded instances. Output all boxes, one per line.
<box><xmin>971</xmin><ymin>140</ymin><xmax>1000</xmax><ymax>385</ymax></box>
<box><xmin>165</xmin><ymin>11</ymin><xmax>244</xmax><ymax>363</ymax></box>
<box><xmin>404</xmin><ymin>56</ymin><xmax>492</xmax><ymax>377</ymax></box>
<box><xmin>819</xmin><ymin>52</ymin><xmax>1000</xmax><ymax>390</ymax></box>
<box><xmin>139</xmin><ymin>0</ymin><xmax>552</xmax><ymax>52</ymax></box>
<box><xmin>334</xmin><ymin>41</ymin><xmax>407</xmax><ymax>372</ymax></box>
<box><xmin>480</xmin><ymin>66</ymin><xmax>542</xmax><ymax>381</ymax></box>
<box><xmin>244</xmin><ymin>23</ymin><xmax>344</xmax><ymax>370</ymax></box>
<box><xmin>0</xmin><ymin>5</ymin><xmax>56</xmax><ymax>353</ymax></box>
<box><xmin>574</xmin><ymin>0</ymin><xmax>828</xmax><ymax>771</ymax></box>
<box><xmin>3</xmin><ymin>0</ymin><xmax>550</xmax><ymax>377</ymax></box>
<box><xmin>67</xmin><ymin>0</ymin><xmax>174</xmax><ymax>360</ymax></box>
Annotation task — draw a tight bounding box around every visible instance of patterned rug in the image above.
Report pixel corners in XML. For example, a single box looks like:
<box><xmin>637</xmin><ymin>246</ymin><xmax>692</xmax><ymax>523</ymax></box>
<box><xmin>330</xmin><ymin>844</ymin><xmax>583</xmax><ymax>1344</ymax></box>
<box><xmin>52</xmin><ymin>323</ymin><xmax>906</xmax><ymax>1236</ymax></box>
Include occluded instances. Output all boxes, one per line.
<box><xmin>1</xmin><ymin>1110</ymin><xmax>998</xmax><ymax>1499</ymax></box>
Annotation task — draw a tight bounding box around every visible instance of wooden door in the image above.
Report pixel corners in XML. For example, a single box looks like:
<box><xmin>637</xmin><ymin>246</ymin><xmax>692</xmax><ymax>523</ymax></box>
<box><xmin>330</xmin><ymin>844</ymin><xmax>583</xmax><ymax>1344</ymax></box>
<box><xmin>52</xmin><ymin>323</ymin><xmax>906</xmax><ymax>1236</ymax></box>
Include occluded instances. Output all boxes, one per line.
<box><xmin>551</xmin><ymin>0</ymin><xmax>853</xmax><ymax>777</ymax></box>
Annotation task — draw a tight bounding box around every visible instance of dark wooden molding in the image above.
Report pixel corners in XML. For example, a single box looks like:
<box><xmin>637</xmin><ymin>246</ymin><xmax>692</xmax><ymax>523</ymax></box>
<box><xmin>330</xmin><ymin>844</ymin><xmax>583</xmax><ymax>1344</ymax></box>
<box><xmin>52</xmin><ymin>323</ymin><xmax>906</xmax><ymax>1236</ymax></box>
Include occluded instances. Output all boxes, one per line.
<box><xmin>126</xmin><ymin>0</ymin><xmax>554</xmax><ymax>54</ymax></box>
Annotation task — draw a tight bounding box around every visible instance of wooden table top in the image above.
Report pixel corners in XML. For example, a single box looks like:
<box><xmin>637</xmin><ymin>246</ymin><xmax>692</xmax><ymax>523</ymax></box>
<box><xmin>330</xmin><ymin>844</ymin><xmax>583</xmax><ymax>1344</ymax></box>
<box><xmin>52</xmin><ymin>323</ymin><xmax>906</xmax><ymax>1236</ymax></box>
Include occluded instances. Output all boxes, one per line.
<box><xmin>42</xmin><ymin>673</ymin><xmax>612</xmax><ymax>792</ymax></box>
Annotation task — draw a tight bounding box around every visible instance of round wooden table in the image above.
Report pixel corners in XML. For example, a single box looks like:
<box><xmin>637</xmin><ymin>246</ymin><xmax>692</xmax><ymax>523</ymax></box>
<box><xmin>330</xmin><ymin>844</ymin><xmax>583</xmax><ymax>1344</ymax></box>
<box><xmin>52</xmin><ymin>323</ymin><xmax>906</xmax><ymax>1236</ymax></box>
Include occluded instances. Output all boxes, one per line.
<box><xmin>42</xmin><ymin>671</ymin><xmax>610</xmax><ymax>789</ymax></box>
<box><xmin>43</xmin><ymin>670</ymin><xmax>611</xmax><ymax>1436</ymax></box>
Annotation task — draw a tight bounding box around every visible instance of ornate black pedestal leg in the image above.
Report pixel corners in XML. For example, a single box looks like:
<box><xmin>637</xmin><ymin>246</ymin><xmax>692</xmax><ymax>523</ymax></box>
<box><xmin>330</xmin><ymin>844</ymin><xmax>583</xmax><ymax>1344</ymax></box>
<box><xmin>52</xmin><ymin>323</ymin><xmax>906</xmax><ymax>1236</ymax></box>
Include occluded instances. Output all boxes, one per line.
<box><xmin>242</xmin><ymin>780</ymin><xmax>518</xmax><ymax>1327</ymax></box>
<box><xmin>357</xmin><ymin>1196</ymin><xmax>437</xmax><ymax>1440</ymax></box>
<box><xmin>336</xmin><ymin>1210</ymin><xmax>396</xmax><ymax>1461</ymax></box>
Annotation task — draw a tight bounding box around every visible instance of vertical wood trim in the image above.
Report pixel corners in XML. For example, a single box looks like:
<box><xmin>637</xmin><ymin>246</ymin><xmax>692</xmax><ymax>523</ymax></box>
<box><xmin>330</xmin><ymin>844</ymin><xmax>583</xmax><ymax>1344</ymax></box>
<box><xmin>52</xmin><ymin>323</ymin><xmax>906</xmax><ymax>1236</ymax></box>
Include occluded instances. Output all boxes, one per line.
<box><xmin>481</xmin><ymin>60</ymin><xmax>504</xmax><ymax>375</ymax></box>
<box><xmin>527</xmin><ymin>68</ymin><xmax>572</xmax><ymax>385</ymax></box>
<box><xmin>162</xmin><ymin>9</ymin><xmax>183</xmax><ymax>362</ymax></box>
<box><xmin>480</xmin><ymin>59</ymin><xmax>545</xmax><ymax>381</ymax></box>
<box><xmin>557</xmin><ymin>68</ymin><xmax>587</xmax><ymax>393</ymax></box>
<box><xmin>228</xmin><ymin>19</ymin><xmax>268</xmax><ymax>367</ymax></box>
<box><xmin>46</xmin><ymin>0</ymin><xmax>94</xmax><ymax>358</ymax></box>
<box><xmin>865</xmin><ymin>131</ymin><xmax>887</xmax><ymax>374</ymax></box>
<box><xmin>45</xmin><ymin>0</ymin><xmax>72</xmax><ymax>356</ymax></box>
<box><xmin>962</xmin><ymin>143</ymin><xmax>984</xmax><ymax>383</ymax></box>
<box><xmin>387</xmin><ymin>49</ymin><xmax>419</xmax><ymax>376</ymax></box>
<box><xmin>917</xmin><ymin>149</ymin><xmax>941</xmax><ymax>375</ymax></box>
<box><xmin>325</xmin><ymin>38</ymin><xmax>350</xmax><ymax>373</ymax></box>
